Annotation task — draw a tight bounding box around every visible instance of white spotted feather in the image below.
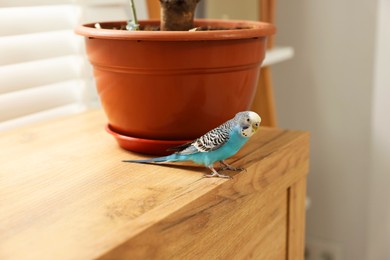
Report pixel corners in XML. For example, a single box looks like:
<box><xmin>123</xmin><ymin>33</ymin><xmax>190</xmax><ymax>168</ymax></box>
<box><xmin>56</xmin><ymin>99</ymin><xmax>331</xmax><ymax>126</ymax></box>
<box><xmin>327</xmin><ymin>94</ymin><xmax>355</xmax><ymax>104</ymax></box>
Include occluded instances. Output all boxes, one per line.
<box><xmin>174</xmin><ymin>112</ymin><xmax>253</xmax><ymax>155</ymax></box>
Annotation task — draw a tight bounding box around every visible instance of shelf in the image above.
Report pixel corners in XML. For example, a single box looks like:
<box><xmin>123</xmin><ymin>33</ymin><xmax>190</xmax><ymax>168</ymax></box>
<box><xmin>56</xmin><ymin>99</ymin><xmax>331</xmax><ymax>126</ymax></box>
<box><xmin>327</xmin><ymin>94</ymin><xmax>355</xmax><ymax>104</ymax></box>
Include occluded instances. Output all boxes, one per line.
<box><xmin>262</xmin><ymin>46</ymin><xmax>294</xmax><ymax>67</ymax></box>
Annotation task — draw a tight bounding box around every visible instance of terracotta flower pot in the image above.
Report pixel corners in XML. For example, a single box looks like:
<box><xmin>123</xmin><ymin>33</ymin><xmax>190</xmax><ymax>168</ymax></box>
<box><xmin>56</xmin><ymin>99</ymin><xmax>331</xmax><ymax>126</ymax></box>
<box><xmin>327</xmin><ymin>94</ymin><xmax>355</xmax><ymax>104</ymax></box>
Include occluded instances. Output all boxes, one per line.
<box><xmin>76</xmin><ymin>19</ymin><xmax>275</xmax><ymax>155</ymax></box>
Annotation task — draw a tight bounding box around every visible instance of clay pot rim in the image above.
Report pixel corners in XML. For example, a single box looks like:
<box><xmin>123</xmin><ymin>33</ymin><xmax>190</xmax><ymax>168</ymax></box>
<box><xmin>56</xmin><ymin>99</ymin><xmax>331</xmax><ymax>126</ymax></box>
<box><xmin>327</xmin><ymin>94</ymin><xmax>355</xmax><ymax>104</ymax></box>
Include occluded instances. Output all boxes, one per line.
<box><xmin>75</xmin><ymin>19</ymin><xmax>276</xmax><ymax>41</ymax></box>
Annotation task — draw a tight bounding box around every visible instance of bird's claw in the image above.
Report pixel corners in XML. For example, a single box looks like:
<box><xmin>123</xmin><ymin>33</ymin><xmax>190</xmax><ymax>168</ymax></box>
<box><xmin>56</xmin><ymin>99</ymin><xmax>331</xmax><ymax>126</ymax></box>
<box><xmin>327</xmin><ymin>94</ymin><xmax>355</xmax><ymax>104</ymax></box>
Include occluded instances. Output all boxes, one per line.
<box><xmin>205</xmin><ymin>166</ymin><xmax>232</xmax><ymax>179</ymax></box>
<box><xmin>203</xmin><ymin>172</ymin><xmax>232</xmax><ymax>179</ymax></box>
<box><xmin>220</xmin><ymin>166</ymin><xmax>246</xmax><ymax>172</ymax></box>
<box><xmin>219</xmin><ymin>161</ymin><xmax>246</xmax><ymax>172</ymax></box>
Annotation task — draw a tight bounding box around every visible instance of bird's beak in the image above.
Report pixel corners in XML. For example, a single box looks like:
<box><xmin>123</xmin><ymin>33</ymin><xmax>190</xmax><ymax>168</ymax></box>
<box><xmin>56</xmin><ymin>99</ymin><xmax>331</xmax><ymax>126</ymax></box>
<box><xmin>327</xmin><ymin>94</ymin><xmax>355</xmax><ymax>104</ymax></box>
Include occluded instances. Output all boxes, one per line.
<box><xmin>252</xmin><ymin>124</ymin><xmax>259</xmax><ymax>133</ymax></box>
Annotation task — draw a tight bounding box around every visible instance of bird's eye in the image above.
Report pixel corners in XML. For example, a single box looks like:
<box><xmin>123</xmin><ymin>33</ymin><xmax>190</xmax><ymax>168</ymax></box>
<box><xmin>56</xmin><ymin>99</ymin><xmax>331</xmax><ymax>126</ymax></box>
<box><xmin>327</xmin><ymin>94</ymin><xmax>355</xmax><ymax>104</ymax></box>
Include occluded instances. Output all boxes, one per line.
<box><xmin>247</xmin><ymin>118</ymin><xmax>250</xmax><ymax>122</ymax></box>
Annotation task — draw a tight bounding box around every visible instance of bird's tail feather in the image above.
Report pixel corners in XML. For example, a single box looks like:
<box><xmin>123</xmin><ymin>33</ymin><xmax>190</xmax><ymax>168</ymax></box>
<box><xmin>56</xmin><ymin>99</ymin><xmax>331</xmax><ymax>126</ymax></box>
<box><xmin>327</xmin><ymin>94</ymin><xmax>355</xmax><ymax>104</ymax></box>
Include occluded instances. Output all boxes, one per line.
<box><xmin>122</xmin><ymin>154</ymin><xmax>177</xmax><ymax>164</ymax></box>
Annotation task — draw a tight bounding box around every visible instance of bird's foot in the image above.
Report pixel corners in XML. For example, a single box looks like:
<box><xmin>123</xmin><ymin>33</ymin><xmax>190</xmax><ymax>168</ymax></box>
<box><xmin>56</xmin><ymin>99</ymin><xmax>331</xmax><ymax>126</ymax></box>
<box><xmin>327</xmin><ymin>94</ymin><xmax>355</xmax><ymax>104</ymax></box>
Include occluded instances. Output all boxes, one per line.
<box><xmin>219</xmin><ymin>160</ymin><xmax>246</xmax><ymax>172</ymax></box>
<box><xmin>203</xmin><ymin>172</ymin><xmax>232</xmax><ymax>179</ymax></box>
<box><xmin>220</xmin><ymin>166</ymin><xmax>246</xmax><ymax>172</ymax></box>
<box><xmin>205</xmin><ymin>166</ymin><xmax>232</xmax><ymax>179</ymax></box>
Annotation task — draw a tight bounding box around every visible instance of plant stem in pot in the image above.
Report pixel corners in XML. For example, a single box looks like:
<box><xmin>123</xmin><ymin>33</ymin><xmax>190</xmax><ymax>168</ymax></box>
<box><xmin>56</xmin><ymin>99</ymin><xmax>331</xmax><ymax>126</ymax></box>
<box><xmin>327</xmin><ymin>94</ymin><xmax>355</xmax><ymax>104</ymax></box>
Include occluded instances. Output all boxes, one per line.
<box><xmin>160</xmin><ymin>0</ymin><xmax>201</xmax><ymax>31</ymax></box>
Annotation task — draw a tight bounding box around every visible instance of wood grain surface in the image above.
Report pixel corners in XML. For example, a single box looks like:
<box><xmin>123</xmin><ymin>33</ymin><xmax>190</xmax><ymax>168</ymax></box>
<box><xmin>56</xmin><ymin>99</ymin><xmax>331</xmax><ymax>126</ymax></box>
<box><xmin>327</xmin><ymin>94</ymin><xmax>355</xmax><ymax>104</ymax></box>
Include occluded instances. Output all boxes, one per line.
<box><xmin>0</xmin><ymin>110</ymin><xmax>309</xmax><ymax>259</ymax></box>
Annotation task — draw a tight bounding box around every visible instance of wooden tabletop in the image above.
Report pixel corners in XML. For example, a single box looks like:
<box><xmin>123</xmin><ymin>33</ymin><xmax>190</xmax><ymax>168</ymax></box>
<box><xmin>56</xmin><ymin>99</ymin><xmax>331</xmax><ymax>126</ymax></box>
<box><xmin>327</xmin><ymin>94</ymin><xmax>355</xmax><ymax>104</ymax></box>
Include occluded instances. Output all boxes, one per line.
<box><xmin>0</xmin><ymin>110</ymin><xmax>309</xmax><ymax>259</ymax></box>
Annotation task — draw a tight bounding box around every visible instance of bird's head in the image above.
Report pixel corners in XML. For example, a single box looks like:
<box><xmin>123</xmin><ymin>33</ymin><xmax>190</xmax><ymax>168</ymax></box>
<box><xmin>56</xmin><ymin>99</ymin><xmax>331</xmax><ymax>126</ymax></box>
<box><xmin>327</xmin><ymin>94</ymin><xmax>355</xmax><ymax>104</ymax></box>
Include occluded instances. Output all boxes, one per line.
<box><xmin>235</xmin><ymin>111</ymin><xmax>261</xmax><ymax>138</ymax></box>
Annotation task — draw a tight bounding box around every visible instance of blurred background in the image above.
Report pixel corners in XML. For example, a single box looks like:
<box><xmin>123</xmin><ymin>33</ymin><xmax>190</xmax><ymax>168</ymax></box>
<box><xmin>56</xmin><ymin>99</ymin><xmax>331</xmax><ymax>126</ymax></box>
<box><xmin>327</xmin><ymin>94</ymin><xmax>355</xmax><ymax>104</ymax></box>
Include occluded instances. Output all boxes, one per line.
<box><xmin>0</xmin><ymin>0</ymin><xmax>389</xmax><ymax>259</ymax></box>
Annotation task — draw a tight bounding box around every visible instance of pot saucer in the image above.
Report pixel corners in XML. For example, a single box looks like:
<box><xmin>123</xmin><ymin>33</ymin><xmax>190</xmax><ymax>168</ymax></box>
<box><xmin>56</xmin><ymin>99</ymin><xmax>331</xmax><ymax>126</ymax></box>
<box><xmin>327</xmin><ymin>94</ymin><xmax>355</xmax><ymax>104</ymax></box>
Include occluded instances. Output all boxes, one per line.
<box><xmin>105</xmin><ymin>124</ymin><xmax>192</xmax><ymax>156</ymax></box>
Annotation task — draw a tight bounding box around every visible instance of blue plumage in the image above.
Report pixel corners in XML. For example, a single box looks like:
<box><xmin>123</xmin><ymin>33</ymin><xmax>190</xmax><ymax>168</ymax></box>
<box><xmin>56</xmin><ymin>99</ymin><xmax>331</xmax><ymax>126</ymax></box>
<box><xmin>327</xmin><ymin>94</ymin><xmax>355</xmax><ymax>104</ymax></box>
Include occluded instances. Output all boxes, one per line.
<box><xmin>123</xmin><ymin>111</ymin><xmax>261</xmax><ymax>178</ymax></box>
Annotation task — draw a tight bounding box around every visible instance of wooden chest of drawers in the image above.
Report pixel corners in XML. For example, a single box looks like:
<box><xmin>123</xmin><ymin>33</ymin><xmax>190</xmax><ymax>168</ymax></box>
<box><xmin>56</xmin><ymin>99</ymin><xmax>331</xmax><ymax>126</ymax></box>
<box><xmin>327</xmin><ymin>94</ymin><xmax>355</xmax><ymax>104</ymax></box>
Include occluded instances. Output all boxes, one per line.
<box><xmin>0</xmin><ymin>110</ymin><xmax>309</xmax><ymax>259</ymax></box>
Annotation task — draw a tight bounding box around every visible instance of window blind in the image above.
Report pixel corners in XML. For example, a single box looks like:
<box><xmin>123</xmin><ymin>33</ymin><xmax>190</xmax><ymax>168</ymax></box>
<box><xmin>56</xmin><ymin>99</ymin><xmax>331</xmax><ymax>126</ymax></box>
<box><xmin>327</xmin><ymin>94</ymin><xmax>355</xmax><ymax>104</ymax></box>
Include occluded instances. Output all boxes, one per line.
<box><xmin>0</xmin><ymin>0</ymin><xmax>148</xmax><ymax>131</ymax></box>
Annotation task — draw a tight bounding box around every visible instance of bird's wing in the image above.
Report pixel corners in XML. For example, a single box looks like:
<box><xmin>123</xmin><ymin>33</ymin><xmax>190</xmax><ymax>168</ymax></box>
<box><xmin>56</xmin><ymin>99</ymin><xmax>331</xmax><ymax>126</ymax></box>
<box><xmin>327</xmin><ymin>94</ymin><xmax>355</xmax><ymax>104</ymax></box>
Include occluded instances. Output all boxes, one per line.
<box><xmin>178</xmin><ymin>124</ymin><xmax>232</xmax><ymax>155</ymax></box>
<box><xmin>167</xmin><ymin>141</ymin><xmax>193</xmax><ymax>152</ymax></box>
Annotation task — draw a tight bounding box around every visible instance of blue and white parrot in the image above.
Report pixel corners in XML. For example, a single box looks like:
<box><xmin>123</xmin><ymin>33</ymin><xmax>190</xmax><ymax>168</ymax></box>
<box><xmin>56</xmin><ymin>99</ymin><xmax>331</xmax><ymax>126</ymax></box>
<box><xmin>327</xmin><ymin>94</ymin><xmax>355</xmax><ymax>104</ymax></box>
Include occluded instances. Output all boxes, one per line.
<box><xmin>123</xmin><ymin>111</ymin><xmax>261</xmax><ymax>178</ymax></box>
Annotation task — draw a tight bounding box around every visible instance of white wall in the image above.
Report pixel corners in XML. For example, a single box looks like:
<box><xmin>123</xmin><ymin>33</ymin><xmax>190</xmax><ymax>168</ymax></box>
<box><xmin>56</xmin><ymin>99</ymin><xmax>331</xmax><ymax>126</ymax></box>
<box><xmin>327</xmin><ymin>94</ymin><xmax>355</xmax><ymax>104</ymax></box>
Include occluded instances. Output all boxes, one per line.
<box><xmin>367</xmin><ymin>0</ymin><xmax>390</xmax><ymax>259</ymax></box>
<box><xmin>273</xmin><ymin>0</ymin><xmax>388</xmax><ymax>259</ymax></box>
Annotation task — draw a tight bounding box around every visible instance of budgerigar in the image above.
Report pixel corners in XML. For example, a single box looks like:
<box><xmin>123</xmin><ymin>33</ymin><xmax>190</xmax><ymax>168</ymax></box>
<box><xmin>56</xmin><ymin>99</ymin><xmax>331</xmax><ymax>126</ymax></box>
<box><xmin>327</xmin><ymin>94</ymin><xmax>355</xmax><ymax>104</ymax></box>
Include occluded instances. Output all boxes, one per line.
<box><xmin>123</xmin><ymin>111</ymin><xmax>261</xmax><ymax>178</ymax></box>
